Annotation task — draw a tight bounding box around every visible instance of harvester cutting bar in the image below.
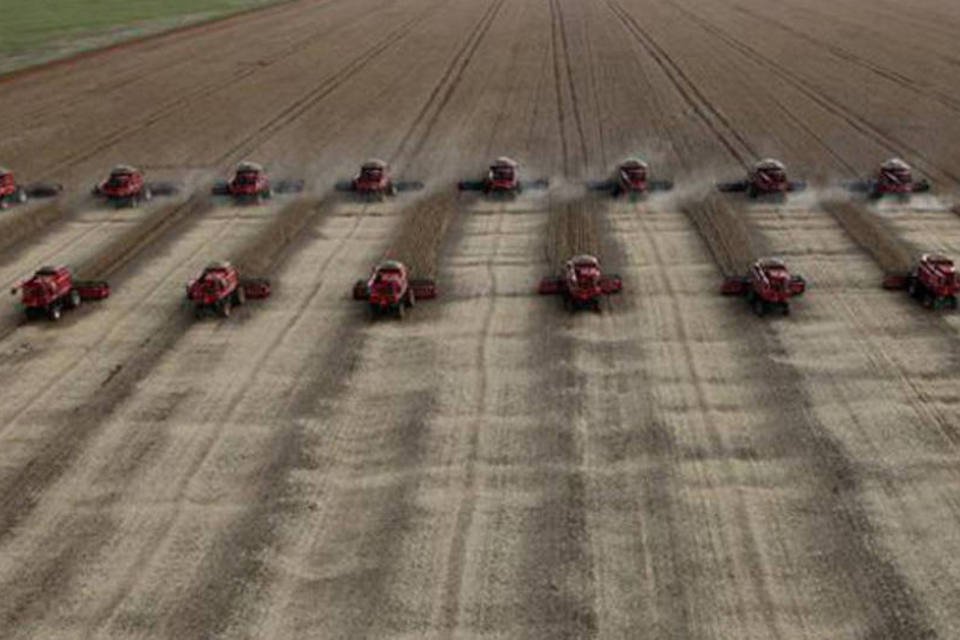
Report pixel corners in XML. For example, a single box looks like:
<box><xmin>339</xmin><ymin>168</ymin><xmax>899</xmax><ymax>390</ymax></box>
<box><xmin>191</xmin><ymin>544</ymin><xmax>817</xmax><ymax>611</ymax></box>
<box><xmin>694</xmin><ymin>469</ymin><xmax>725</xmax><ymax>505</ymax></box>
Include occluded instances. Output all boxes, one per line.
<box><xmin>409</xmin><ymin>278</ymin><xmax>438</xmax><ymax>299</ymax></box>
<box><xmin>240</xmin><ymin>277</ymin><xmax>271</xmax><ymax>299</ymax></box>
<box><xmin>73</xmin><ymin>280</ymin><xmax>111</xmax><ymax>300</ymax></box>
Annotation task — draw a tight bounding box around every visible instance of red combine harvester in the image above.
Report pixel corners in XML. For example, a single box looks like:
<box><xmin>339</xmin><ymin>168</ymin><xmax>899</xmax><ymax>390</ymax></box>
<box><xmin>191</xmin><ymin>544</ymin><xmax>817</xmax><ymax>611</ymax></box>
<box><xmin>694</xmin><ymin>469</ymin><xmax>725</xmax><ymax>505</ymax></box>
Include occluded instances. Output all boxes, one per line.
<box><xmin>10</xmin><ymin>266</ymin><xmax>109</xmax><ymax>321</ymax></box>
<box><xmin>335</xmin><ymin>159</ymin><xmax>424</xmax><ymax>200</ymax></box>
<box><xmin>185</xmin><ymin>261</ymin><xmax>271</xmax><ymax>318</ymax></box>
<box><xmin>717</xmin><ymin>158</ymin><xmax>807</xmax><ymax>200</ymax></box>
<box><xmin>457</xmin><ymin>157</ymin><xmax>549</xmax><ymax>198</ymax></box>
<box><xmin>0</xmin><ymin>166</ymin><xmax>62</xmax><ymax>210</ymax></box>
<box><xmin>883</xmin><ymin>253</ymin><xmax>959</xmax><ymax>309</ymax></box>
<box><xmin>352</xmin><ymin>260</ymin><xmax>437</xmax><ymax>319</ymax></box>
<box><xmin>211</xmin><ymin>161</ymin><xmax>304</xmax><ymax>203</ymax></box>
<box><xmin>92</xmin><ymin>165</ymin><xmax>179</xmax><ymax>207</ymax></box>
<box><xmin>722</xmin><ymin>257</ymin><xmax>806</xmax><ymax>316</ymax></box>
<box><xmin>588</xmin><ymin>158</ymin><xmax>674</xmax><ymax>198</ymax></box>
<box><xmin>538</xmin><ymin>254</ymin><xmax>623</xmax><ymax>312</ymax></box>
<box><xmin>846</xmin><ymin>158</ymin><xmax>931</xmax><ymax>200</ymax></box>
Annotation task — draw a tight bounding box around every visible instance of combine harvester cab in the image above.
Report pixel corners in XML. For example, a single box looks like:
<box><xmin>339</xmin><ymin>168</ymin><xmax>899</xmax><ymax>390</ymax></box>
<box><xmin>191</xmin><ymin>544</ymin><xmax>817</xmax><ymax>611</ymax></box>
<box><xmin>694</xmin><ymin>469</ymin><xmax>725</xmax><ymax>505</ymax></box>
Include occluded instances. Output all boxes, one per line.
<box><xmin>457</xmin><ymin>157</ymin><xmax>549</xmax><ymax>199</ymax></box>
<box><xmin>0</xmin><ymin>166</ymin><xmax>62</xmax><ymax>210</ymax></box>
<box><xmin>352</xmin><ymin>260</ymin><xmax>437</xmax><ymax>319</ymax></box>
<box><xmin>722</xmin><ymin>257</ymin><xmax>806</xmax><ymax>316</ymax></box>
<box><xmin>92</xmin><ymin>165</ymin><xmax>179</xmax><ymax>208</ymax></box>
<box><xmin>185</xmin><ymin>261</ymin><xmax>271</xmax><ymax>318</ymax></box>
<box><xmin>11</xmin><ymin>265</ymin><xmax>109</xmax><ymax>321</ymax></box>
<box><xmin>845</xmin><ymin>158</ymin><xmax>931</xmax><ymax>201</ymax></box>
<box><xmin>538</xmin><ymin>254</ymin><xmax>622</xmax><ymax>312</ymax></box>
<box><xmin>717</xmin><ymin>158</ymin><xmax>807</xmax><ymax>201</ymax></box>
<box><xmin>335</xmin><ymin>159</ymin><xmax>424</xmax><ymax>201</ymax></box>
<box><xmin>587</xmin><ymin>158</ymin><xmax>674</xmax><ymax>198</ymax></box>
<box><xmin>883</xmin><ymin>253</ymin><xmax>959</xmax><ymax>310</ymax></box>
<box><xmin>212</xmin><ymin>161</ymin><xmax>304</xmax><ymax>204</ymax></box>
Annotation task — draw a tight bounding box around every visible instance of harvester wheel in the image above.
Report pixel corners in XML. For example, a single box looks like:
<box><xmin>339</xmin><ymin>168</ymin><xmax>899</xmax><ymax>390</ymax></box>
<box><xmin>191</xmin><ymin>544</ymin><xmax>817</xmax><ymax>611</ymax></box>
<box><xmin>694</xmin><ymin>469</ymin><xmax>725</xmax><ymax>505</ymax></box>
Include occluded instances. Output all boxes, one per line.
<box><xmin>68</xmin><ymin>289</ymin><xmax>82</xmax><ymax>309</ymax></box>
<box><xmin>14</xmin><ymin>187</ymin><xmax>27</xmax><ymax>204</ymax></box>
<box><xmin>219</xmin><ymin>299</ymin><xmax>232</xmax><ymax>318</ymax></box>
<box><xmin>233</xmin><ymin>286</ymin><xmax>246</xmax><ymax>306</ymax></box>
<box><xmin>48</xmin><ymin>305</ymin><xmax>62</xmax><ymax>321</ymax></box>
<box><xmin>406</xmin><ymin>289</ymin><xmax>415</xmax><ymax>309</ymax></box>
<box><xmin>752</xmin><ymin>298</ymin><xmax>766</xmax><ymax>316</ymax></box>
<box><xmin>396</xmin><ymin>302</ymin><xmax>405</xmax><ymax>320</ymax></box>
<box><xmin>781</xmin><ymin>303</ymin><xmax>790</xmax><ymax>316</ymax></box>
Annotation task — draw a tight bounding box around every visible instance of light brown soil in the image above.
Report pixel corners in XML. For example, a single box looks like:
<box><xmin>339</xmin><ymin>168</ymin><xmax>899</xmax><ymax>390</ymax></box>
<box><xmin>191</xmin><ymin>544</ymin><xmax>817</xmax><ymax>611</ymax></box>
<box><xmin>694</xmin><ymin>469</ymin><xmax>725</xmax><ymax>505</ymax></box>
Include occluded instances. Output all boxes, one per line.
<box><xmin>1</xmin><ymin>0</ymin><xmax>960</xmax><ymax>638</ymax></box>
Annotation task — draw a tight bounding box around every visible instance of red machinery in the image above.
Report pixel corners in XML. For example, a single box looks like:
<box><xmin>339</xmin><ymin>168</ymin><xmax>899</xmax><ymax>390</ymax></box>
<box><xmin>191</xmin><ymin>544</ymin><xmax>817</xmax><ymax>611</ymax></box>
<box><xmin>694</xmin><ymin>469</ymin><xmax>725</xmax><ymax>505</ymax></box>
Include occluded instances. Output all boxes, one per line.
<box><xmin>722</xmin><ymin>257</ymin><xmax>806</xmax><ymax>316</ymax></box>
<box><xmin>11</xmin><ymin>266</ymin><xmax>109</xmax><ymax>321</ymax></box>
<box><xmin>92</xmin><ymin>165</ymin><xmax>178</xmax><ymax>207</ymax></box>
<box><xmin>457</xmin><ymin>157</ymin><xmax>549</xmax><ymax>197</ymax></box>
<box><xmin>717</xmin><ymin>158</ymin><xmax>807</xmax><ymax>200</ymax></box>
<box><xmin>352</xmin><ymin>260</ymin><xmax>437</xmax><ymax>319</ymax></box>
<box><xmin>883</xmin><ymin>253</ymin><xmax>959</xmax><ymax>309</ymax></box>
<box><xmin>185</xmin><ymin>261</ymin><xmax>271</xmax><ymax>318</ymax></box>
<box><xmin>212</xmin><ymin>161</ymin><xmax>303</xmax><ymax>203</ymax></box>
<box><xmin>0</xmin><ymin>166</ymin><xmax>62</xmax><ymax>209</ymax></box>
<box><xmin>846</xmin><ymin>158</ymin><xmax>931</xmax><ymax>200</ymax></box>
<box><xmin>538</xmin><ymin>254</ymin><xmax>622</xmax><ymax>312</ymax></box>
<box><xmin>588</xmin><ymin>158</ymin><xmax>674</xmax><ymax>197</ymax></box>
<box><xmin>335</xmin><ymin>159</ymin><xmax>424</xmax><ymax>200</ymax></box>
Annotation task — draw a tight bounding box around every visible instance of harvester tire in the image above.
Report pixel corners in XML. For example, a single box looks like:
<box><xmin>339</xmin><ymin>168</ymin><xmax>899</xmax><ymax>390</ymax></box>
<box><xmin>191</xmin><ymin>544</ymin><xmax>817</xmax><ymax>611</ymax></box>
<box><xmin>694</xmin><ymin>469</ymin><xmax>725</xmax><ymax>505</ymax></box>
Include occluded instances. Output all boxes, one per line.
<box><xmin>233</xmin><ymin>286</ymin><xmax>246</xmax><ymax>306</ymax></box>
<box><xmin>14</xmin><ymin>187</ymin><xmax>27</xmax><ymax>204</ymax></box>
<box><xmin>752</xmin><ymin>298</ymin><xmax>766</xmax><ymax>316</ymax></box>
<box><xmin>219</xmin><ymin>299</ymin><xmax>232</xmax><ymax>318</ymax></box>
<box><xmin>48</xmin><ymin>305</ymin><xmax>62</xmax><ymax>321</ymax></box>
<box><xmin>396</xmin><ymin>302</ymin><xmax>404</xmax><ymax>320</ymax></box>
<box><xmin>781</xmin><ymin>303</ymin><xmax>790</xmax><ymax>316</ymax></box>
<box><xmin>406</xmin><ymin>289</ymin><xmax>415</xmax><ymax>309</ymax></box>
<box><xmin>68</xmin><ymin>289</ymin><xmax>81</xmax><ymax>309</ymax></box>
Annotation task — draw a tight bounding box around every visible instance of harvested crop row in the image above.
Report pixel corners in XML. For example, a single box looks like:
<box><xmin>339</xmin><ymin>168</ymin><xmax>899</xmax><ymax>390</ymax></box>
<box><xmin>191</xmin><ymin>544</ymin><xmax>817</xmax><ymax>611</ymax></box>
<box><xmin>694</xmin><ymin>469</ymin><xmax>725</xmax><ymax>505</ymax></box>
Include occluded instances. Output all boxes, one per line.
<box><xmin>382</xmin><ymin>191</ymin><xmax>459</xmax><ymax>279</ymax></box>
<box><xmin>546</xmin><ymin>197</ymin><xmax>602</xmax><ymax>267</ymax></box>
<box><xmin>681</xmin><ymin>194</ymin><xmax>768</xmax><ymax>276</ymax></box>
<box><xmin>74</xmin><ymin>195</ymin><xmax>212</xmax><ymax>281</ymax></box>
<box><xmin>821</xmin><ymin>200</ymin><xmax>915</xmax><ymax>274</ymax></box>
<box><xmin>229</xmin><ymin>196</ymin><xmax>330</xmax><ymax>276</ymax></box>
<box><xmin>0</xmin><ymin>201</ymin><xmax>69</xmax><ymax>256</ymax></box>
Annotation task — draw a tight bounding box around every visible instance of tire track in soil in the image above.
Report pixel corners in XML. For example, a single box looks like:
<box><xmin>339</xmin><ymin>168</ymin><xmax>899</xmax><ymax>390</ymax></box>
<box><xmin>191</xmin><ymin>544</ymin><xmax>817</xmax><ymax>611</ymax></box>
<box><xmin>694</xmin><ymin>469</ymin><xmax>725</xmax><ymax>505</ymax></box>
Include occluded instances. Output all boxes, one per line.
<box><xmin>656</xmin><ymin>0</ymin><xmax>960</xmax><ymax>186</ymax></box>
<box><xmin>631</xmin><ymin>211</ymin><xmax>782</xmax><ymax>635</ymax></box>
<box><xmin>600</xmin><ymin>208</ymin><xmax>697</xmax><ymax>636</ymax></box>
<box><xmin>148</xmin><ymin>9</ymin><xmax>502</xmax><ymax>627</ymax></box>
<box><xmin>727</xmin><ymin>2</ymin><xmax>960</xmax><ymax>116</ymax></box>
<box><xmin>215</xmin><ymin>0</ymin><xmax>446</xmax><ymax>165</ymax></box>
<box><xmin>0</xmin><ymin>195</ymin><xmax>214</xmax><ymax>354</ymax></box>
<box><xmin>90</xmin><ymin>205</ymin><xmax>371</xmax><ymax>639</ymax></box>
<box><xmin>605</xmin><ymin>0</ymin><xmax>753</xmax><ymax>169</ymax></box>
<box><xmin>26</xmin><ymin>0</ymin><xmax>369</xmax><ymax>176</ymax></box>
<box><xmin>677</xmin><ymin>196</ymin><xmax>937</xmax><ymax>636</ymax></box>
<box><xmin>548</xmin><ymin>0</ymin><xmax>590</xmax><ymax>176</ymax></box>
<box><xmin>0</xmin><ymin>207</ymin><xmax>297</xmax><ymax>634</ymax></box>
<box><xmin>602</xmin><ymin>4</ymin><xmax>935</xmax><ymax>627</ymax></box>
<box><xmin>434</xmin><ymin>207</ymin><xmax>504</xmax><ymax>638</ymax></box>
<box><xmin>799</xmin><ymin>203</ymin><xmax>960</xmax><ymax>449</ymax></box>
<box><xmin>6</xmin><ymin>0</ymin><xmax>353</xmax><ymax>126</ymax></box>
<box><xmin>0</xmin><ymin>200</ymin><xmax>267</xmax><ymax>544</ymax></box>
<box><xmin>390</xmin><ymin>0</ymin><xmax>507</xmax><ymax>165</ymax></box>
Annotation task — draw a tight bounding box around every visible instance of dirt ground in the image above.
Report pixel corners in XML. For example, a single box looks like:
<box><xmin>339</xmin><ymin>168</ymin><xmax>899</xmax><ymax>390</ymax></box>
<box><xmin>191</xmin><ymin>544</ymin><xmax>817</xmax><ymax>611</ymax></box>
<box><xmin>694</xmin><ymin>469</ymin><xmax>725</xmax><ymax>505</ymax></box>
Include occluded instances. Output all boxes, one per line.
<box><xmin>1</xmin><ymin>0</ymin><xmax>960</xmax><ymax>637</ymax></box>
